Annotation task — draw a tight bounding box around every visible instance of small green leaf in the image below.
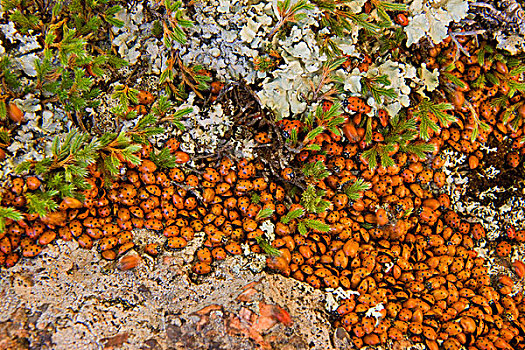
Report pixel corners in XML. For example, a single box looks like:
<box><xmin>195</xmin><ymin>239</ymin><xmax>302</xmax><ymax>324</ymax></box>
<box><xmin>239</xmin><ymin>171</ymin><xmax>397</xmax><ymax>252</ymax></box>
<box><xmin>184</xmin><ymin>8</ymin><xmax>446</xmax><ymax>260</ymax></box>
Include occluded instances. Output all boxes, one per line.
<box><xmin>256</xmin><ymin>208</ymin><xmax>275</xmax><ymax>220</ymax></box>
<box><xmin>306</xmin><ymin>126</ymin><xmax>325</xmax><ymax>140</ymax></box>
<box><xmin>255</xmin><ymin>236</ymin><xmax>282</xmax><ymax>257</ymax></box>
<box><xmin>281</xmin><ymin>208</ymin><xmax>305</xmax><ymax>224</ymax></box>
<box><xmin>344</xmin><ymin>178</ymin><xmax>371</xmax><ymax>201</ymax></box>
<box><xmin>304</xmin><ymin>144</ymin><xmax>321</xmax><ymax>151</ymax></box>
<box><xmin>304</xmin><ymin>219</ymin><xmax>330</xmax><ymax>232</ymax></box>
<box><xmin>298</xmin><ymin>221</ymin><xmax>307</xmax><ymax>235</ymax></box>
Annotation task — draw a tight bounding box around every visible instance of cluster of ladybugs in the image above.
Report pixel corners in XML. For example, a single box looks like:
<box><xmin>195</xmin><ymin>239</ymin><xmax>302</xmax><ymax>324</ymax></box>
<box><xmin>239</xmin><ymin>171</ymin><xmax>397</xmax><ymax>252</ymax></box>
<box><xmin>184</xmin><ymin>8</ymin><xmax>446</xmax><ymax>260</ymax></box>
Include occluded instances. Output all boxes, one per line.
<box><xmin>2</xmin><ymin>38</ymin><xmax>525</xmax><ymax>350</ymax></box>
<box><xmin>420</xmin><ymin>36</ymin><xmax>525</xmax><ymax>169</ymax></box>
<box><xmin>1</xmin><ymin>117</ymin><xmax>525</xmax><ymax>350</ymax></box>
<box><xmin>267</xmin><ymin>127</ymin><xmax>525</xmax><ymax>349</ymax></box>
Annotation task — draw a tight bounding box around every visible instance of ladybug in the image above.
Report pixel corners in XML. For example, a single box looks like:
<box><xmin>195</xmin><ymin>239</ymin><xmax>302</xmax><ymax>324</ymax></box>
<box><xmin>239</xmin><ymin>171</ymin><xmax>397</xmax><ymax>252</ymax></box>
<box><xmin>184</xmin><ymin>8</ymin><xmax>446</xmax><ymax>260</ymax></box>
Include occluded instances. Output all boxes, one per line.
<box><xmin>516</xmin><ymin>230</ymin><xmax>525</xmax><ymax>242</ymax></box>
<box><xmin>144</xmin><ymin>243</ymin><xmax>161</xmax><ymax>256</ymax></box>
<box><xmin>458</xmin><ymin>221</ymin><xmax>471</xmax><ymax>235</ymax></box>
<box><xmin>196</xmin><ymin>247</ymin><xmax>213</xmax><ymax>263</ymax></box>
<box><xmin>254</xmin><ymin>132</ymin><xmax>271</xmax><ymax>144</ymax></box>
<box><xmin>28</xmin><ymin>221</ymin><xmax>45</xmax><ymax>238</ymax></box>
<box><xmin>309</xmin><ymin>154</ymin><xmax>326</xmax><ymax>164</ymax></box>
<box><xmin>377</xmin><ymin>109</ymin><xmax>389</xmax><ymax>127</ymax></box>
<box><xmin>116</xmin><ymin>231</ymin><xmax>133</xmax><ymax>245</ymax></box>
<box><xmin>417</xmin><ymin>169</ymin><xmax>434</xmax><ymax>184</ymax></box>
<box><xmin>118</xmin><ymin>254</ymin><xmax>141</xmax><ymax>270</ymax></box>
<box><xmin>281</xmin><ymin>167</ymin><xmax>295</xmax><ymax>181</ymax></box>
<box><xmin>190</xmin><ymin>219</ymin><xmax>204</xmax><ymax>232</ymax></box>
<box><xmin>186</xmin><ymin>174</ymin><xmax>199</xmax><ymax>188</ymax></box>
<box><xmin>324</xmin><ymin>143</ymin><xmax>343</xmax><ymax>157</ymax></box>
<box><xmin>507</xmin><ymin>151</ymin><xmax>520</xmax><ymax>168</ymax></box>
<box><xmin>395</xmin><ymin>13</ymin><xmax>409</xmax><ymax>26</ymax></box>
<box><xmin>422</xmin><ymin>326</ymin><xmax>437</xmax><ymax>341</ymax></box>
<box><xmin>3</xmin><ymin>251</ymin><xmax>20</xmax><ymax>267</ymax></box>
<box><xmin>137</xmin><ymin>90</ymin><xmax>155</xmax><ymax>105</ymax></box>
<box><xmin>165</xmin><ymin>138</ymin><xmax>180</xmax><ymax>153</ymax></box>
<box><xmin>166</xmin><ymin>237</ymin><xmax>187</xmax><ymax>249</ymax></box>
<box><xmin>409</xmin><ymin>322</ymin><xmax>423</xmax><ymax>335</ymax></box>
<box><xmin>352</xmin><ymin>324</ymin><xmax>366</xmax><ymax>338</ymax></box>
<box><xmin>225</xmin><ymin>242</ymin><xmax>243</xmax><ymax>255</ymax></box>
<box><xmin>125</xmin><ymin>171</ymin><xmax>140</xmax><ymax>186</ymax></box>
<box><xmin>138</xmin><ymin>159</ymin><xmax>157</xmax><ymax>173</ymax></box>
<box><xmin>442</xmin><ymin>339</ymin><xmax>462</xmax><ymax>350</ymax></box>
<box><xmin>506</xmin><ymin>225</ymin><xmax>516</xmax><ymax>239</ymax></box>
<box><xmin>207</xmin><ymin>81</ymin><xmax>223</xmax><ymax>98</ymax></box>
<box><xmin>469</xmin><ymin>222</ymin><xmax>486</xmax><ymax>240</ymax></box>
<box><xmin>513</xmin><ymin>260</ymin><xmax>525</xmax><ymax>278</ymax></box>
<box><xmin>173</xmin><ymin>150</ymin><xmax>190</xmax><ymax>164</ymax></box>
<box><xmin>341</xmin><ymin>144</ymin><xmax>357</xmax><ymax>159</ymax></box>
<box><xmin>336</xmin><ymin>300</ymin><xmax>355</xmax><ymax>316</ymax></box>
<box><xmin>341</xmin><ymin>54</ymin><xmax>354</xmax><ymax>71</ymax></box>
<box><xmin>140</xmin><ymin>199</ymin><xmax>156</xmax><ymax>213</ymax></box>
<box><xmin>192</xmin><ymin>262</ymin><xmax>212</xmax><ymax>274</ymax></box>
<box><xmin>274</xmin><ymin>186</ymin><xmax>285</xmax><ymax>202</ymax></box>
<box><xmin>184</xmin><ymin>197</ymin><xmax>198</xmax><ymax>211</ymax></box>
<box><xmin>58</xmin><ymin>226</ymin><xmax>73</xmax><ymax>241</ymax></box>
<box><xmin>236</xmin><ymin>180</ymin><xmax>253</xmax><ymax>192</ymax></box>
<box><xmin>278</xmin><ymin>119</ymin><xmax>303</xmax><ymax>139</ymax></box>
<box><xmin>99</xmin><ymin>236</ymin><xmax>118</xmax><ymax>251</ymax></box>
<box><xmin>163</xmin><ymin>225</ymin><xmax>180</xmax><ymax>238</ymax></box>
<box><xmin>26</xmin><ymin>176</ymin><xmax>41</xmax><ymax>191</ymax></box>
<box><xmin>215</xmin><ymin>182</ymin><xmax>231</xmax><ymax>195</ymax></box>
<box><xmin>146</xmin><ymin>185</ymin><xmax>162</xmax><ymax>197</ymax></box>
<box><xmin>10</xmin><ymin>177</ymin><xmax>25</xmax><ymax>195</ymax></box>
<box><xmin>475</xmin><ymin>338</ymin><xmax>495</xmax><ymax>350</ymax></box>
<box><xmin>448</xmin><ymin>128</ymin><xmax>461</xmax><ymax>142</ymax></box>
<box><xmin>148</xmin><ymin>207</ymin><xmax>163</xmax><ymax>221</ymax></box>
<box><xmin>357</xmin><ymin>61</ymin><xmax>369</xmax><ymax>73</ymax></box>
<box><xmin>361</xmin><ymin>317</ymin><xmax>375</xmax><ymax>334</ymax></box>
<box><xmin>332</xmin><ymin>194</ymin><xmax>348</xmax><ymax>210</ymax></box>
<box><xmin>401</xmin><ymin>169</ymin><xmax>416</xmax><ymax>183</ymax></box>
<box><xmin>245</xmin><ymin>204</ymin><xmax>260</xmax><ymax>218</ymax></box>
<box><xmin>297</xmin><ymin>150</ymin><xmax>309</xmax><ymax>162</ymax></box>
<box><xmin>237</xmin><ymin>197</ymin><xmax>250</xmax><ymax>212</ymax></box>
<box><xmin>77</xmin><ymin>233</ymin><xmax>94</xmax><ymax>249</ymax></box>
<box><xmin>38</xmin><ymin>230</ymin><xmax>56</xmax><ymax>246</ymax></box>
<box><xmin>203</xmin><ymin>168</ymin><xmax>221</xmax><ymax>183</ymax></box>
<box><xmin>139</xmin><ymin>172</ymin><xmax>156</xmax><ymax>185</ymax></box>
<box><xmin>322</xmin><ymin>100</ymin><xmax>334</xmax><ymax>113</ymax></box>
<box><xmin>144</xmin><ymin>219</ymin><xmax>163</xmax><ymax>230</ymax></box>
<box><xmin>180</xmin><ymin>226</ymin><xmax>195</xmax><ymax>240</ymax></box>
<box><xmin>219</xmin><ymin>157</ymin><xmax>234</xmax><ymax>175</ymax></box>
<box><xmin>211</xmin><ymin>247</ymin><xmax>227</xmax><ymax>260</ymax></box>
<box><xmin>223</xmin><ymin>170</ymin><xmax>237</xmax><ymax>185</ymax></box>
<box><xmin>168</xmin><ymin>168</ymin><xmax>185</xmax><ymax>182</ymax></box>
<box><xmin>161</xmin><ymin>203</ymin><xmax>177</xmax><ymax>220</ymax></box>
<box><xmin>344</xmin><ymin>96</ymin><xmax>367</xmax><ymax>113</ymax></box>
<box><xmin>375</xmin><ymin>208</ymin><xmax>389</xmax><ymax>226</ymax></box>
<box><xmin>174</xmin><ymin>217</ymin><xmax>189</xmax><ymax>228</ymax></box>
<box><xmin>238</xmin><ymin>165</ymin><xmax>255</xmax><ymax>180</ymax></box>
<box><xmin>171</xmin><ymin>193</ymin><xmax>185</xmax><ymax>209</ymax></box>
<box><xmin>242</xmin><ymin>218</ymin><xmax>258</xmax><ymax>232</ymax></box>
<box><xmin>252</xmin><ymin>178</ymin><xmax>268</xmax><ymax>191</ymax></box>
<box><xmin>86</xmin><ymin>227</ymin><xmax>104</xmax><ymax>239</ymax></box>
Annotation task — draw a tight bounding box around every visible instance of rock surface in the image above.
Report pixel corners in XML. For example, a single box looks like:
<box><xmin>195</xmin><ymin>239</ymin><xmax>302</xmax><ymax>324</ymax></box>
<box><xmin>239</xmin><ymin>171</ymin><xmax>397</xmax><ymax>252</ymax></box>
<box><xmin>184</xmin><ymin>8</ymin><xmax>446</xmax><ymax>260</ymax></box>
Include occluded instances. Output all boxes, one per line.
<box><xmin>0</xmin><ymin>239</ymin><xmax>335</xmax><ymax>350</ymax></box>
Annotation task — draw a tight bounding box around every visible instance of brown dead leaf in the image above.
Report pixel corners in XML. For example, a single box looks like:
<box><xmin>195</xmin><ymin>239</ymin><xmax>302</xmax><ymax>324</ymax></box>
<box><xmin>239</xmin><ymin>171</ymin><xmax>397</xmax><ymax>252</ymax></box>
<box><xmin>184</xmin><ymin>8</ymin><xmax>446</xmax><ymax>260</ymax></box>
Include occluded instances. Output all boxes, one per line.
<box><xmin>101</xmin><ymin>332</ymin><xmax>129</xmax><ymax>349</ymax></box>
<box><xmin>259</xmin><ymin>302</ymin><xmax>292</xmax><ymax>327</ymax></box>
<box><xmin>193</xmin><ymin>304</ymin><xmax>222</xmax><ymax>316</ymax></box>
<box><xmin>237</xmin><ymin>287</ymin><xmax>258</xmax><ymax>302</ymax></box>
<box><xmin>252</xmin><ymin>315</ymin><xmax>277</xmax><ymax>333</ymax></box>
